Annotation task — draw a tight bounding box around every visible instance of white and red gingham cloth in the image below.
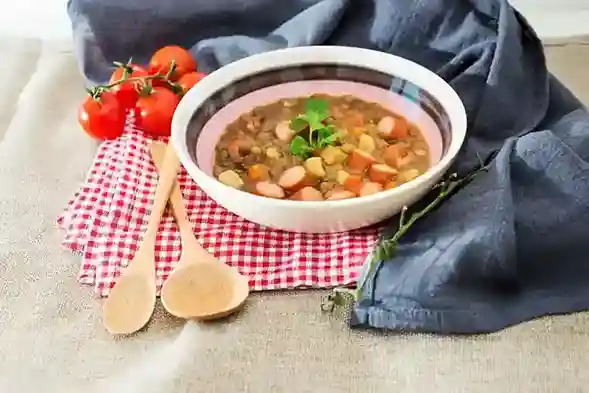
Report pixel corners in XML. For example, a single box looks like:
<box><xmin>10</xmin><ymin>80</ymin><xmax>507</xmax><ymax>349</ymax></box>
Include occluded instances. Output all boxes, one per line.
<box><xmin>57</xmin><ymin>115</ymin><xmax>382</xmax><ymax>297</ymax></box>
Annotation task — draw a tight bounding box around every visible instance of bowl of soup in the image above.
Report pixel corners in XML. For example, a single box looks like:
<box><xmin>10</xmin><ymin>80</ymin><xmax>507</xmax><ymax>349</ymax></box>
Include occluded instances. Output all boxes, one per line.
<box><xmin>171</xmin><ymin>46</ymin><xmax>466</xmax><ymax>233</ymax></box>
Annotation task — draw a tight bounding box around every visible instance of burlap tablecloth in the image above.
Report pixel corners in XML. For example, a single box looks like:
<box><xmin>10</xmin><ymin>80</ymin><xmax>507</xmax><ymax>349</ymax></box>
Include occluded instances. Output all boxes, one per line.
<box><xmin>1</xmin><ymin>37</ymin><xmax>589</xmax><ymax>393</ymax></box>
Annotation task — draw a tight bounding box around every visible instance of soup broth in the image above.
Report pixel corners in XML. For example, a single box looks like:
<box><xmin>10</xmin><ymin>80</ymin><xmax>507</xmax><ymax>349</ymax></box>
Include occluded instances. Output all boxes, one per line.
<box><xmin>213</xmin><ymin>94</ymin><xmax>430</xmax><ymax>201</ymax></box>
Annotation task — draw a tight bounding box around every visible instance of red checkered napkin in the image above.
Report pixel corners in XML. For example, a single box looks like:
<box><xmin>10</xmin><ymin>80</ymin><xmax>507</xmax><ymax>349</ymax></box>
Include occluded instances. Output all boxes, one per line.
<box><xmin>58</xmin><ymin>116</ymin><xmax>382</xmax><ymax>297</ymax></box>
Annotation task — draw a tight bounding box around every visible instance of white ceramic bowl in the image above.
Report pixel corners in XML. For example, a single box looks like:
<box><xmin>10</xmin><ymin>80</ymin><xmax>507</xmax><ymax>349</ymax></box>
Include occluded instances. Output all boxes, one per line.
<box><xmin>171</xmin><ymin>46</ymin><xmax>466</xmax><ymax>233</ymax></box>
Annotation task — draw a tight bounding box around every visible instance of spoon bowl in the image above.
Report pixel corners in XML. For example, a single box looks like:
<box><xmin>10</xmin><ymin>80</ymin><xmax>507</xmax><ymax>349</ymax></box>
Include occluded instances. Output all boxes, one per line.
<box><xmin>160</xmin><ymin>262</ymin><xmax>248</xmax><ymax>320</ymax></box>
<box><xmin>150</xmin><ymin>142</ymin><xmax>250</xmax><ymax>321</ymax></box>
<box><xmin>102</xmin><ymin>272</ymin><xmax>157</xmax><ymax>335</ymax></box>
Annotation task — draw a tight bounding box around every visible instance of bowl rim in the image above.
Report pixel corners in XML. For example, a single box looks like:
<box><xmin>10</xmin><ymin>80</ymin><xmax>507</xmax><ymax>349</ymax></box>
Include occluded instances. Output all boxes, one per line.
<box><xmin>171</xmin><ymin>45</ymin><xmax>467</xmax><ymax>209</ymax></box>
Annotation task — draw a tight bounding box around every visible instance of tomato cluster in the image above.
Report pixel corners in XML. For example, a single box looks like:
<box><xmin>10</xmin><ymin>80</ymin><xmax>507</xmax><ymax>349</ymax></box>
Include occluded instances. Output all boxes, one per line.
<box><xmin>78</xmin><ymin>46</ymin><xmax>206</xmax><ymax>140</ymax></box>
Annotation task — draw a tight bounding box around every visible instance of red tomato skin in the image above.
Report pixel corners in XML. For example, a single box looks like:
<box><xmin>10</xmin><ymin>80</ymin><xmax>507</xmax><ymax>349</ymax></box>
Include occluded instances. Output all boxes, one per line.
<box><xmin>136</xmin><ymin>88</ymin><xmax>181</xmax><ymax>137</ymax></box>
<box><xmin>109</xmin><ymin>64</ymin><xmax>148</xmax><ymax>110</ymax></box>
<box><xmin>78</xmin><ymin>92</ymin><xmax>126</xmax><ymax>140</ymax></box>
<box><xmin>176</xmin><ymin>72</ymin><xmax>206</xmax><ymax>95</ymax></box>
<box><xmin>111</xmin><ymin>83</ymin><xmax>139</xmax><ymax>110</ymax></box>
<box><xmin>148</xmin><ymin>46</ymin><xmax>197</xmax><ymax>81</ymax></box>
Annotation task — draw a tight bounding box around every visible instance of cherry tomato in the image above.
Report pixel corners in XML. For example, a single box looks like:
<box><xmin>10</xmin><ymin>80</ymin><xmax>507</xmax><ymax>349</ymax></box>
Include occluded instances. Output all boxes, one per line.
<box><xmin>78</xmin><ymin>91</ymin><xmax>126</xmax><ymax>140</ymax></box>
<box><xmin>148</xmin><ymin>46</ymin><xmax>197</xmax><ymax>81</ymax></box>
<box><xmin>136</xmin><ymin>87</ymin><xmax>181</xmax><ymax>137</ymax></box>
<box><xmin>109</xmin><ymin>63</ymin><xmax>148</xmax><ymax>109</ymax></box>
<box><xmin>176</xmin><ymin>72</ymin><xmax>206</xmax><ymax>95</ymax></box>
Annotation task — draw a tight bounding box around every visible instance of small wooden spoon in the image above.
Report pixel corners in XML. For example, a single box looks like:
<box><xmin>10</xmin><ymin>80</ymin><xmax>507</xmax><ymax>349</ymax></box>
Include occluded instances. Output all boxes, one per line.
<box><xmin>150</xmin><ymin>143</ymin><xmax>250</xmax><ymax>321</ymax></box>
<box><xmin>101</xmin><ymin>142</ymin><xmax>181</xmax><ymax>335</ymax></box>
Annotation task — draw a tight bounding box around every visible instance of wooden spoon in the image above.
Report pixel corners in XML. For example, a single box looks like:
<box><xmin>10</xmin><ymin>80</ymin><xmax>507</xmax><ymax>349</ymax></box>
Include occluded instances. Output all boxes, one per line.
<box><xmin>101</xmin><ymin>142</ymin><xmax>181</xmax><ymax>335</ymax></box>
<box><xmin>150</xmin><ymin>143</ymin><xmax>250</xmax><ymax>321</ymax></box>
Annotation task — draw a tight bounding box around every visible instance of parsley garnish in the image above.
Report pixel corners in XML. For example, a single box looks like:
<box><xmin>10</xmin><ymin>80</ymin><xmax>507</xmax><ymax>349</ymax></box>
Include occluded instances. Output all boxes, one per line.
<box><xmin>289</xmin><ymin>98</ymin><xmax>340</xmax><ymax>159</ymax></box>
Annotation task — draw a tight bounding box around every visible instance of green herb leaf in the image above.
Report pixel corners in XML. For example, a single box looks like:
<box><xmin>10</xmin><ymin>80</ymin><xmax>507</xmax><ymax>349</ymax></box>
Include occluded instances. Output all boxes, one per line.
<box><xmin>289</xmin><ymin>98</ymin><xmax>339</xmax><ymax>158</ymax></box>
<box><xmin>305</xmin><ymin>98</ymin><xmax>329</xmax><ymax>121</ymax></box>
<box><xmin>315</xmin><ymin>125</ymin><xmax>332</xmax><ymax>137</ymax></box>
<box><xmin>324</xmin><ymin>133</ymin><xmax>341</xmax><ymax>145</ymax></box>
<box><xmin>306</xmin><ymin>100</ymin><xmax>329</xmax><ymax>130</ymax></box>
<box><xmin>315</xmin><ymin>125</ymin><xmax>340</xmax><ymax>148</ymax></box>
<box><xmin>289</xmin><ymin>135</ymin><xmax>314</xmax><ymax>159</ymax></box>
<box><xmin>306</xmin><ymin>113</ymin><xmax>325</xmax><ymax>131</ymax></box>
<box><xmin>290</xmin><ymin>116</ymin><xmax>309</xmax><ymax>133</ymax></box>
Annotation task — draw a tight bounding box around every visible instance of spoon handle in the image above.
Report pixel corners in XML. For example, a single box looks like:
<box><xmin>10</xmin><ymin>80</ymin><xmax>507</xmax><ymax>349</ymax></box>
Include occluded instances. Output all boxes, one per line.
<box><xmin>150</xmin><ymin>143</ymin><xmax>194</xmax><ymax>236</ymax></box>
<box><xmin>144</xmin><ymin>143</ymin><xmax>181</xmax><ymax>241</ymax></box>
<box><xmin>150</xmin><ymin>143</ymin><xmax>211</xmax><ymax>263</ymax></box>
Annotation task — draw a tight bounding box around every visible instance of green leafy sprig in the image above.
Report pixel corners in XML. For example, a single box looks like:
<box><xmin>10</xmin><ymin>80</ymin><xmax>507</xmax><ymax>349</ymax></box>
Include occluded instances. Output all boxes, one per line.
<box><xmin>320</xmin><ymin>162</ymin><xmax>490</xmax><ymax>312</ymax></box>
<box><xmin>289</xmin><ymin>98</ymin><xmax>340</xmax><ymax>159</ymax></box>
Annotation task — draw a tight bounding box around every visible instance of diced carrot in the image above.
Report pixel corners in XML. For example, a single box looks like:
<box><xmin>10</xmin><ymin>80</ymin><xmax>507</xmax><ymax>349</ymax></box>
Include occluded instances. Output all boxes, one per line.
<box><xmin>289</xmin><ymin>186</ymin><xmax>324</xmax><ymax>201</ymax></box>
<box><xmin>343</xmin><ymin>174</ymin><xmax>364</xmax><ymax>195</ymax></box>
<box><xmin>360</xmin><ymin>182</ymin><xmax>383</xmax><ymax>197</ymax></box>
<box><xmin>377</xmin><ymin>116</ymin><xmax>409</xmax><ymax>140</ymax></box>
<box><xmin>347</xmin><ymin>148</ymin><xmax>376</xmax><ymax>173</ymax></box>
<box><xmin>383</xmin><ymin>144</ymin><xmax>409</xmax><ymax>168</ymax></box>
<box><xmin>326</xmin><ymin>190</ymin><xmax>356</xmax><ymax>201</ymax></box>
<box><xmin>391</xmin><ymin>118</ymin><xmax>409</xmax><ymax>139</ymax></box>
<box><xmin>368</xmin><ymin>163</ymin><xmax>398</xmax><ymax>184</ymax></box>
<box><xmin>247</xmin><ymin>164</ymin><xmax>270</xmax><ymax>181</ymax></box>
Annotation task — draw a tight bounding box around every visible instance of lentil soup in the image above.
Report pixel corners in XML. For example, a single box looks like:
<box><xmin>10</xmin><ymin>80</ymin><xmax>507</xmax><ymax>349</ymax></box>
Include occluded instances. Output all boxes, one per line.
<box><xmin>213</xmin><ymin>94</ymin><xmax>430</xmax><ymax>201</ymax></box>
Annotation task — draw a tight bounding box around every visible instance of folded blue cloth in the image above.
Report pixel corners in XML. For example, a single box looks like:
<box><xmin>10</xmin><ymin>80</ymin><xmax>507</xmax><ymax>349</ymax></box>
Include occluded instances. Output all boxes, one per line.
<box><xmin>68</xmin><ymin>0</ymin><xmax>589</xmax><ymax>334</ymax></box>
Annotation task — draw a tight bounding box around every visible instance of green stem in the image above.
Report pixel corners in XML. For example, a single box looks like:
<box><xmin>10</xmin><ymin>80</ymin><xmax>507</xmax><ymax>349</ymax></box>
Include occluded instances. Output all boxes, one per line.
<box><xmin>87</xmin><ymin>73</ymin><xmax>181</xmax><ymax>98</ymax></box>
<box><xmin>165</xmin><ymin>59</ymin><xmax>177</xmax><ymax>80</ymax></box>
<box><xmin>398</xmin><ymin>205</ymin><xmax>407</xmax><ymax>230</ymax></box>
<box><xmin>102</xmin><ymin>74</ymin><xmax>164</xmax><ymax>89</ymax></box>
<box><xmin>352</xmin><ymin>170</ymin><xmax>481</xmax><ymax>303</ymax></box>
